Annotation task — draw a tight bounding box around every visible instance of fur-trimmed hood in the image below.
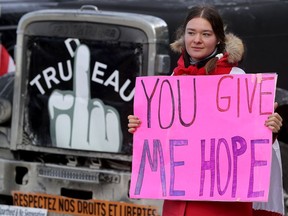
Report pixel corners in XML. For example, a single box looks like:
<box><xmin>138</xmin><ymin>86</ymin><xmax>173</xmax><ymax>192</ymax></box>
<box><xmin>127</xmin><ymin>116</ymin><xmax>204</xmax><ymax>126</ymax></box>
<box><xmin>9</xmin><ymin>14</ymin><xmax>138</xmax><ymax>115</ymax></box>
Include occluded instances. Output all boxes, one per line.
<box><xmin>170</xmin><ymin>33</ymin><xmax>244</xmax><ymax>64</ymax></box>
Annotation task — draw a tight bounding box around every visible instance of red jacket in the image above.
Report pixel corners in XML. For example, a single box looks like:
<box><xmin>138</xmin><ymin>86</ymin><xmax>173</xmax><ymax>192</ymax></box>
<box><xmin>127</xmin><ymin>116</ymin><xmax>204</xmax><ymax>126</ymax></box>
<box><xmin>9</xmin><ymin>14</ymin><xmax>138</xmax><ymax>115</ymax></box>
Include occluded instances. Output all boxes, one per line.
<box><xmin>163</xmin><ymin>199</ymin><xmax>253</xmax><ymax>216</ymax></box>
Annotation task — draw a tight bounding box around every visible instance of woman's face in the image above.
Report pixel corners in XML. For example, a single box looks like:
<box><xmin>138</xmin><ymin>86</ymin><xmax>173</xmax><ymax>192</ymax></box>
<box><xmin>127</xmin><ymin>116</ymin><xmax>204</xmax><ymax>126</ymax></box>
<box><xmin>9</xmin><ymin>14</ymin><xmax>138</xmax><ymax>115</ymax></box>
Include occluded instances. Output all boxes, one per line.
<box><xmin>184</xmin><ymin>17</ymin><xmax>218</xmax><ymax>61</ymax></box>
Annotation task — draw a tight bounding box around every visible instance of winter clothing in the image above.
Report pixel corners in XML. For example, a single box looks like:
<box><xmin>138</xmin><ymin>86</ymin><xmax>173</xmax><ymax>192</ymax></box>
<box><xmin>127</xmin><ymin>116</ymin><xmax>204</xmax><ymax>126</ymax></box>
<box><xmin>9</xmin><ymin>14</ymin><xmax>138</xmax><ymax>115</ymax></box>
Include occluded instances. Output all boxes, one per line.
<box><xmin>163</xmin><ymin>200</ymin><xmax>252</xmax><ymax>216</ymax></box>
<box><xmin>170</xmin><ymin>33</ymin><xmax>244</xmax><ymax>76</ymax></box>
<box><xmin>161</xmin><ymin>33</ymin><xmax>284</xmax><ymax>216</ymax></box>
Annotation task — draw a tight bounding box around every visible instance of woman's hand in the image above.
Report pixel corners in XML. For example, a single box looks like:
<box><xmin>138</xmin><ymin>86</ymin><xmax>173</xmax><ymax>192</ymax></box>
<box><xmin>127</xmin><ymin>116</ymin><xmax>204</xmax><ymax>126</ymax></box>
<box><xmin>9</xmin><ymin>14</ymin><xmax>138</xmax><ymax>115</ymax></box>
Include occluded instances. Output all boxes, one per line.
<box><xmin>128</xmin><ymin>115</ymin><xmax>141</xmax><ymax>133</ymax></box>
<box><xmin>265</xmin><ymin>102</ymin><xmax>283</xmax><ymax>133</ymax></box>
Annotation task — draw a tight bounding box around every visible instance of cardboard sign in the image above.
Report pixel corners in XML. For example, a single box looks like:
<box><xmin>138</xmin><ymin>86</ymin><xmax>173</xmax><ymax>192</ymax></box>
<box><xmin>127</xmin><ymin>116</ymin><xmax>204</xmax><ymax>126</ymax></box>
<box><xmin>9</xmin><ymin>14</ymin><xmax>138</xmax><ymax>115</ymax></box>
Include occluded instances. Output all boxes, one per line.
<box><xmin>130</xmin><ymin>74</ymin><xmax>277</xmax><ymax>202</ymax></box>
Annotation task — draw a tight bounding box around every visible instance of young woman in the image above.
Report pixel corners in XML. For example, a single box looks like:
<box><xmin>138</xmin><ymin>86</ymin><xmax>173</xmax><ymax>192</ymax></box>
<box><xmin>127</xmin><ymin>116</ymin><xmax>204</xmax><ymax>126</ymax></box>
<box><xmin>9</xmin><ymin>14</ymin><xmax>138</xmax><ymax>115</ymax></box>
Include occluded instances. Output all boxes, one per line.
<box><xmin>128</xmin><ymin>5</ymin><xmax>284</xmax><ymax>216</ymax></box>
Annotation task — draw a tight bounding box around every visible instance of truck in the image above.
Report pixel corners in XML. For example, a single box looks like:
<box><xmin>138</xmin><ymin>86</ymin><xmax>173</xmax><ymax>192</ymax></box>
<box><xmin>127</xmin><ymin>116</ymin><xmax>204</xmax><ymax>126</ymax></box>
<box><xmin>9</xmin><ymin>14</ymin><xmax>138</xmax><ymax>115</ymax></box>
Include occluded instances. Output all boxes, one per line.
<box><xmin>0</xmin><ymin>0</ymin><xmax>288</xmax><ymax>215</ymax></box>
<box><xmin>0</xmin><ymin>4</ymin><xmax>171</xmax><ymax>215</ymax></box>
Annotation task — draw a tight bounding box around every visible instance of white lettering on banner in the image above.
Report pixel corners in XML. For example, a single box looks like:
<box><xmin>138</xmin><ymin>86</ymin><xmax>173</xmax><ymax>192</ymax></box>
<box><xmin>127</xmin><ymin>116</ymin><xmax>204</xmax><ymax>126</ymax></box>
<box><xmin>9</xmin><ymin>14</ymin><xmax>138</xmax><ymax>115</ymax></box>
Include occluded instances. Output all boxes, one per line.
<box><xmin>48</xmin><ymin>45</ymin><xmax>123</xmax><ymax>152</ymax></box>
<box><xmin>65</xmin><ymin>38</ymin><xmax>81</xmax><ymax>58</ymax></box>
<box><xmin>29</xmin><ymin>38</ymin><xmax>135</xmax><ymax>102</ymax></box>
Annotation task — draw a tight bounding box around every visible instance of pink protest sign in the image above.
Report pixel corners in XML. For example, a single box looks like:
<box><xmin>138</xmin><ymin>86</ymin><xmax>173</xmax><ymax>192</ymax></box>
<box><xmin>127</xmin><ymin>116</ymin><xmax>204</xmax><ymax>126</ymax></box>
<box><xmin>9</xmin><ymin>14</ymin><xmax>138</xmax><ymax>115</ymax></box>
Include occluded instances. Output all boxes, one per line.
<box><xmin>129</xmin><ymin>73</ymin><xmax>277</xmax><ymax>202</ymax></box>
